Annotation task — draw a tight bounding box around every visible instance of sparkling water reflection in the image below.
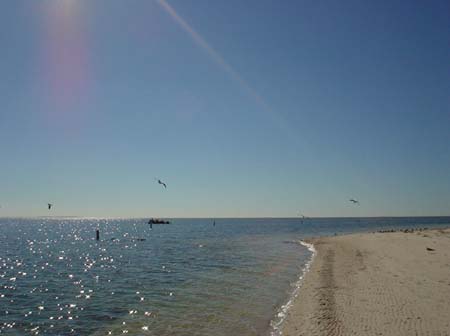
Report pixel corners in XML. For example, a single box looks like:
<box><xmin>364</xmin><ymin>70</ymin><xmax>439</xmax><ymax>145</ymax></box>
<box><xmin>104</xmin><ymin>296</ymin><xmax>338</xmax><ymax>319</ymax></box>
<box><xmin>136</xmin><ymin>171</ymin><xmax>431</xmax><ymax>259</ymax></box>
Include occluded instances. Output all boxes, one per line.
<box><xmin>0</xmin><ymin>217</ymin><xmax>449</xmax><ymax>335</ymax></box>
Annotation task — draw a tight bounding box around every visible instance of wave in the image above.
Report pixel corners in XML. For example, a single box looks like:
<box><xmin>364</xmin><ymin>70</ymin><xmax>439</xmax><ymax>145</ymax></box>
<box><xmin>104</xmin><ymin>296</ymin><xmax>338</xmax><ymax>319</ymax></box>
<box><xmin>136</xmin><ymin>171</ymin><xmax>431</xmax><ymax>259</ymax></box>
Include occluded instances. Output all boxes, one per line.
<box><xmin>270</xmin><ymin>240</ymin><xmax>316</xmax><ymax>336</ymax></box>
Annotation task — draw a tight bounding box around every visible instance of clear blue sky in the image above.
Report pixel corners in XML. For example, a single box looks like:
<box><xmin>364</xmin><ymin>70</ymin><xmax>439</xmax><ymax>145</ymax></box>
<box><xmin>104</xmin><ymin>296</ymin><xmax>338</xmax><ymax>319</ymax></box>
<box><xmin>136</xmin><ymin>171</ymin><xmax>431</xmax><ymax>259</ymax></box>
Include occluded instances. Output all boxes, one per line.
<box><xmin>1</xmin><ymin>0</ymin><xmax>449</xmax><ymax>217</ymax></box>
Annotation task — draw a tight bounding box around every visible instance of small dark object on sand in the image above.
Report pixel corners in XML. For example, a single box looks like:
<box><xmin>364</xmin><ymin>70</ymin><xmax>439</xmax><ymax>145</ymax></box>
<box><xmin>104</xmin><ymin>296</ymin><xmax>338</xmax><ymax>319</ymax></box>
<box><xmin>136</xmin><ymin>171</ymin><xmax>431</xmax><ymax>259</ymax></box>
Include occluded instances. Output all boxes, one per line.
<box><xmin>426</xmin><ymin>247</ymin><xmax>435</xmax><ymax>251</ymax></box>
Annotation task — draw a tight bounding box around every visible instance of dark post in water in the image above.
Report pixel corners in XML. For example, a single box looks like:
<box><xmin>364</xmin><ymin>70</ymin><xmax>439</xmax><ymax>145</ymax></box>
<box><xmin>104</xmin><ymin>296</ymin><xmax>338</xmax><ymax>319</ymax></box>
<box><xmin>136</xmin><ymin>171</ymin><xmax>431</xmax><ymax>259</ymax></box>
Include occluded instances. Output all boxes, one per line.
<box><xmin>96</xmin><ymin>229</ymin><xmax>100</xmax><ymax>241</ymax></box>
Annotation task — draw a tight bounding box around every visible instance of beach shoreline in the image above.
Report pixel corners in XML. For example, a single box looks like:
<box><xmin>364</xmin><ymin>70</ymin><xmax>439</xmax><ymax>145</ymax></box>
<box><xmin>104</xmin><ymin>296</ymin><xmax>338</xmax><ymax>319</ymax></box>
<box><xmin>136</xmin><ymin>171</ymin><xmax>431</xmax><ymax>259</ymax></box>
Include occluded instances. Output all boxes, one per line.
<box><xmin>281</xmin><ymin>228</ymin><xmax>450</xmax><ymax>336</ymax></box>
<box><xmin>270</xmin><ymin>241</ymin><xmax>316</xmax><ymax>335</ymax></box>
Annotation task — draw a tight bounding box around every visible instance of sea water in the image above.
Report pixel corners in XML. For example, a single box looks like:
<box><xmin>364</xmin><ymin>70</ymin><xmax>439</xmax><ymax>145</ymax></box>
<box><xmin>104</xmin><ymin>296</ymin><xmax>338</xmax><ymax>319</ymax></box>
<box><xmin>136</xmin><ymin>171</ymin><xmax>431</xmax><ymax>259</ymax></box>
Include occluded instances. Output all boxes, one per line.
<box><xmin>0</xmin><ymin>217</ymin><xmax>449</xmax><ymax>335</ymax></box>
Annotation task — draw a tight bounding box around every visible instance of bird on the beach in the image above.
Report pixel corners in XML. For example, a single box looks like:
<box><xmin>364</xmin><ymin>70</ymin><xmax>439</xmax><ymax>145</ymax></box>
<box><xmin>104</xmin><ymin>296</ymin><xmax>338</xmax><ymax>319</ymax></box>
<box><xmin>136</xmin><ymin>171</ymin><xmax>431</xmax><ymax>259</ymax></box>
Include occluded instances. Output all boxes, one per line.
<box><xmin>156</xmin><ymin>178</ymin><xmax>167</xmax><ymax>189</ymax></box>
<box><xmin>349</xmin><ymin>199</ymin><xmax>360</xmax><ymax>205</ymax></box>
<box><xmin>48</xmin><ymin>203</ymin><xmax>53</xmax><ymax>210</ymax></box>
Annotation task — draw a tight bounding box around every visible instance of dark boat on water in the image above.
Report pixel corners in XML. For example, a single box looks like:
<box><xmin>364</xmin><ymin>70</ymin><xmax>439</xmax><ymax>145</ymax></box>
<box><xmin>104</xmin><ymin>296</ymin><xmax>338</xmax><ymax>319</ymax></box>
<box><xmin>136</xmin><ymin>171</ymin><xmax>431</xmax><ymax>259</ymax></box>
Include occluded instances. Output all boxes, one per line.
<box><xmin>148</xmin><ymin>218</ymin><xmax>170</xmax><ymax>225</ymax></box>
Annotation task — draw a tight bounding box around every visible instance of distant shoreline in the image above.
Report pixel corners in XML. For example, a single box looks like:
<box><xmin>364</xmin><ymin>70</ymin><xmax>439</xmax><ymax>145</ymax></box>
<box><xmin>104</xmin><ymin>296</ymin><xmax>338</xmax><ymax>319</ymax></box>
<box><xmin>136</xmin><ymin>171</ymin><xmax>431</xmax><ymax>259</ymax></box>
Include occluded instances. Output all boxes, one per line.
<box><xmin>1</xmin><ymin>215</ymin><xmax>450</xmax><ymax>220</ymax></box>
<box><xmin>281</xmin><ymin>228</ymin><xmax>450</xmax><ymax>335</ymax></box>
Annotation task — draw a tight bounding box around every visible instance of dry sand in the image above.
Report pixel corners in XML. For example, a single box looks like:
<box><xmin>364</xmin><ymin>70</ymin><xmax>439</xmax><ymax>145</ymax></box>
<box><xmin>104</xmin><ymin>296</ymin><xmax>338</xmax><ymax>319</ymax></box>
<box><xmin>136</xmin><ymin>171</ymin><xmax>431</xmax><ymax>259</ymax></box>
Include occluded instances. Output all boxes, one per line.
<box><xmin>281</xmin><ymin>228</ymin><xmax>450</xmax><ymax>336</ymax></box>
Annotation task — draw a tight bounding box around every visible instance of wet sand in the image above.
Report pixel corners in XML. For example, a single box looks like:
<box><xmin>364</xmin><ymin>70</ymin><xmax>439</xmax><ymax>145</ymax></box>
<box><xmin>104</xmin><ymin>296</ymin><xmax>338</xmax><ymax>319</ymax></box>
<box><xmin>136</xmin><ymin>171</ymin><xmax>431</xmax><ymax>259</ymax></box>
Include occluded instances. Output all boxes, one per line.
<box><xmin>282</xmin><ymin>228</ymin><xmax>450</xmax><ymax>336</ymax></box>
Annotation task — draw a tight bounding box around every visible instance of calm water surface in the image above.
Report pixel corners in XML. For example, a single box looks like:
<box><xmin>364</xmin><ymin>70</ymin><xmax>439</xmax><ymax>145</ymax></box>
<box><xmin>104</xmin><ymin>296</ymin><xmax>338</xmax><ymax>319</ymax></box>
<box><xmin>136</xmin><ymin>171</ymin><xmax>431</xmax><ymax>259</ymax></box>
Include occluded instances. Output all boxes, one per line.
<box><xmin>0</xmin><ymin>217</ymin><xmax>449</xmax><ymax>335</ymax></box>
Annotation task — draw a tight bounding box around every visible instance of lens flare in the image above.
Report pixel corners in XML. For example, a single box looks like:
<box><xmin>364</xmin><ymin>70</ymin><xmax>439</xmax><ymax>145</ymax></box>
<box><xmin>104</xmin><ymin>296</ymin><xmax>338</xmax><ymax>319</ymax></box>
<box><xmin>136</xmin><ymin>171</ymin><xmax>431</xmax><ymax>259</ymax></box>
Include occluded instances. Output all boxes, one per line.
<box><xmin>38</xmin><ymin>0</ymin><xmax>90</xmax><ymax>123</ymax></box>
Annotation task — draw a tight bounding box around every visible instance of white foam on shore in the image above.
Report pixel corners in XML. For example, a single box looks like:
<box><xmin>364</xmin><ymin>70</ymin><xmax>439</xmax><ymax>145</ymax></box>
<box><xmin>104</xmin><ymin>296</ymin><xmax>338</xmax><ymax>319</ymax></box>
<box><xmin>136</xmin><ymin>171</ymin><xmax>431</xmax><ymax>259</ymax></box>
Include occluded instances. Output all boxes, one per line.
<box><xmin>270</xmin><ymin>240</ymin><xmax>316</xmax><ymax>336</ymax></box>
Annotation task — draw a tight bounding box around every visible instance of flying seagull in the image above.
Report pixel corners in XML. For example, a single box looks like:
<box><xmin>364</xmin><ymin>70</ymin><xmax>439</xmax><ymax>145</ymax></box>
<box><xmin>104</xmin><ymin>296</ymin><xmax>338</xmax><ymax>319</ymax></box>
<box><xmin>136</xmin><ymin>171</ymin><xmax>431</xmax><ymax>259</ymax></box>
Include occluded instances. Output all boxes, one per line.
<box><xmin>48</xmin><ymin>203</ymin><xmax>53</xmax><ymax>210</ymax></box>
<box><xmin>156</xmin><ymin>178</ymin><xmax>167</xmax><ymax>189</ymax></box>
<box><xmin>349</xmin><ymin>199</ymin><xmax>360</xmax><ymax>205</ymax></box>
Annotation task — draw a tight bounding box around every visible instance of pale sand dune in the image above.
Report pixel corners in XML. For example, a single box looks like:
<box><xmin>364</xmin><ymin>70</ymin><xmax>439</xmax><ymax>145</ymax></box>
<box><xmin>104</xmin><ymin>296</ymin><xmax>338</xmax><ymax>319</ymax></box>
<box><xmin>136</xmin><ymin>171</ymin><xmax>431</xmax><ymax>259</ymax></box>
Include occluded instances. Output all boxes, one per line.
<box><xmin>282</xmin><ymin>229</ymin><xmax>450</xmax><ymax>336</ymax></box>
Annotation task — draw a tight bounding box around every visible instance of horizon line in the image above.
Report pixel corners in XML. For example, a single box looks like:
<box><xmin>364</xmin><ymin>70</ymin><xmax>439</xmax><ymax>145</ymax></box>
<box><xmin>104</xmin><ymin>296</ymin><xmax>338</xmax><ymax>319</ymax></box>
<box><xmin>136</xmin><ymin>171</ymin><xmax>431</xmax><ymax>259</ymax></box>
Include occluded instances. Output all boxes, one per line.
<box><xmin>1</xmin><ymin>215</ymin><xmax>449</xmax><ymax>220</ymax></box>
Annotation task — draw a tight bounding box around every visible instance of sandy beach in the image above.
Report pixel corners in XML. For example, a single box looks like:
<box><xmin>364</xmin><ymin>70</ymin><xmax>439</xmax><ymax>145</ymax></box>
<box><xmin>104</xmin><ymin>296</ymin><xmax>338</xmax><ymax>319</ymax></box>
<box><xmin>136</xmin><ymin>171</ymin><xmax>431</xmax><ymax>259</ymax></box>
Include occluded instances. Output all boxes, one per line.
<box><xmin>282</xmin><ymin>228</ymin><xmax>450</xmax><ymax>336</ymax></box>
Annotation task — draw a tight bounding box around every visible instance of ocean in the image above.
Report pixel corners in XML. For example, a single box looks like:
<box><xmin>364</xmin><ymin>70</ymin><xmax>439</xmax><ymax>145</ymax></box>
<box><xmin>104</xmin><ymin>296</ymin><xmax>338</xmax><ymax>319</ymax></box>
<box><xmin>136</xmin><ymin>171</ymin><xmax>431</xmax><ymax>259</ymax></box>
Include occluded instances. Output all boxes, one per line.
<box><xmin>0</xmin><ymin>217</ymin><xmax>449</xmax><ymax>335</ymax></box>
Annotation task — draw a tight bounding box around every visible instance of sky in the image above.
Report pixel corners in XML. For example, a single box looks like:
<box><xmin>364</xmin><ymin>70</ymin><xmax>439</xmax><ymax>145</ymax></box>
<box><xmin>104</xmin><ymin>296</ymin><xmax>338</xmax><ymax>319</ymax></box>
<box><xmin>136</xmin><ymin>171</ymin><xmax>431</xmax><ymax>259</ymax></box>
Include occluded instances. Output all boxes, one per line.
<box><xmin>0</xmin><ymin>0</ymin><xmax>449</xmax><ymax>218</ymax></box>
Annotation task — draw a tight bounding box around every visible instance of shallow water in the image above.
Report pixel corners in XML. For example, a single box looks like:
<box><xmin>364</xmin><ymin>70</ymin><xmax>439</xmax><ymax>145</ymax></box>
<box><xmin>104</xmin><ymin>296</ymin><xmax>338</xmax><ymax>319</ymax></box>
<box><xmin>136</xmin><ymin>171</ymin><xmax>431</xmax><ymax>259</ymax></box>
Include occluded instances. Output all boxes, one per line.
<box><xmin>0</xmin><ymin>217</ymin><xmax>449</xmax><ymax>335</ymax></box>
